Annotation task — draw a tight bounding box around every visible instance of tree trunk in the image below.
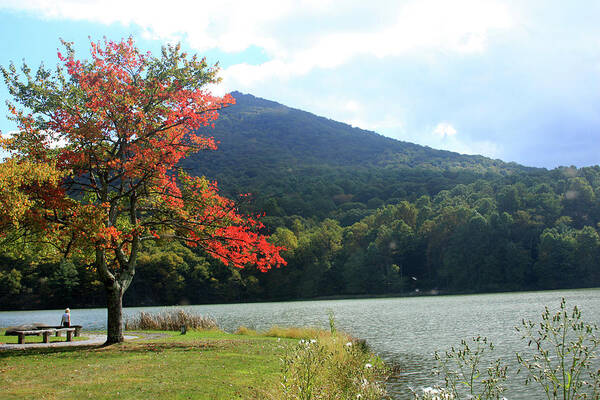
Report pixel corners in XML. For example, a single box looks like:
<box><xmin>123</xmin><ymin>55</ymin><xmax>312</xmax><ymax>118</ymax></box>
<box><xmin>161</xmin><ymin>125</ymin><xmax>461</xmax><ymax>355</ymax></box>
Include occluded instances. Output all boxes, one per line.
<box><xmin>105</xmin><ymin>283</ymin><xmax>124</xmax><ymax>345</ymax></box>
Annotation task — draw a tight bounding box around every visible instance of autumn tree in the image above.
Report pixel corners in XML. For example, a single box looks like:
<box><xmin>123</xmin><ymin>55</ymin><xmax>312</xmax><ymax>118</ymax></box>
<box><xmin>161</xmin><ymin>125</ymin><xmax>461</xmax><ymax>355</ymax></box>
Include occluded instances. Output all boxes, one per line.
<box><xmin>0</xmin><ymin>38</ymin><xmax>285</xmax><ymax>344</ymax></box>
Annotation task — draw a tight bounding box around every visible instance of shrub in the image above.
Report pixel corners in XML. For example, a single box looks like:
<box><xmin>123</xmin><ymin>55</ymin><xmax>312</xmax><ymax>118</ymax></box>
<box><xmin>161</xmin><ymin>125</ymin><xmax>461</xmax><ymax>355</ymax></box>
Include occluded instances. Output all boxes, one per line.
<box><xmin>279</xmin><ymin>323</ymin><xmax>387</xmax><ymax>399</ymax></box>
<box><xmin>234</xmin><ymin>325</ymin><xmax>259</xmax><ymax>336</ymax></box>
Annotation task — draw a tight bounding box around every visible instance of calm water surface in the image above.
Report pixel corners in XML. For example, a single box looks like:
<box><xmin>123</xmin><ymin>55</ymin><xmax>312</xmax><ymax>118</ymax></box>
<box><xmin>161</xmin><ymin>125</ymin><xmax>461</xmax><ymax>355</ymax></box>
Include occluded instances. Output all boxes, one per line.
<box><xmin>2</xmin><ymin>288</ymin><xmax>599</xmax><ymax>398</ymax></box>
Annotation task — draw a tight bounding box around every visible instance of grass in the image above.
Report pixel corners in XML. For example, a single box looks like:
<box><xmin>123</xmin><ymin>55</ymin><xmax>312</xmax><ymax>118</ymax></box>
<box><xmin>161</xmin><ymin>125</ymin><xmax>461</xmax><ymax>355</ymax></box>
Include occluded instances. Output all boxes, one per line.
<box><xmin>0</xmin><ymin>324</ymin><xmax>388</xmax><ymax>400</ymax></box>
<box><xmin>0</xmin><ymin>329</ymin><xmax>293</xmax><ymax>400</ymax></box>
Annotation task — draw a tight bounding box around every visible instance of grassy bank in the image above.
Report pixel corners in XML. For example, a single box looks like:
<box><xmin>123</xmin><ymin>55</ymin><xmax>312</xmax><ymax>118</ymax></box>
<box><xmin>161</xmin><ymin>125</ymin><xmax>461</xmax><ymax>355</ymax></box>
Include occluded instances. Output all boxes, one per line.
<box><xmin>0</xmin><ymin>330</ymin><xmax>288</xmax><ymax>399</ymax></box>
<box><xmin>0</xmin><ymin>327</ymin><xmax>386</xmax><ymax>399</ymax></box>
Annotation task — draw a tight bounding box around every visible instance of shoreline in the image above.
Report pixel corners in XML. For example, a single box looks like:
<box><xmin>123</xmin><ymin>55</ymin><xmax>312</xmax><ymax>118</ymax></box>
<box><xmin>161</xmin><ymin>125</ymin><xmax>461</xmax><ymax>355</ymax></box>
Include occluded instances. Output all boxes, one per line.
<box><xmin>2</xmin><ymin>286</ymin><xmax>600</xmax><ymax>313</ymax></box>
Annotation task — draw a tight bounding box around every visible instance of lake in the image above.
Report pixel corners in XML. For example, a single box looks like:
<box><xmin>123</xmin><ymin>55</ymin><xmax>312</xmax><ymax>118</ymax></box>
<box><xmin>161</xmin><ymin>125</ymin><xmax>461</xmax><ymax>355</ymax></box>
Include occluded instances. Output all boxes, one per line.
<box><xmin>2</xmin><ymin>288</ymin><xmax>599</xmax><ymax>398</ymax></box>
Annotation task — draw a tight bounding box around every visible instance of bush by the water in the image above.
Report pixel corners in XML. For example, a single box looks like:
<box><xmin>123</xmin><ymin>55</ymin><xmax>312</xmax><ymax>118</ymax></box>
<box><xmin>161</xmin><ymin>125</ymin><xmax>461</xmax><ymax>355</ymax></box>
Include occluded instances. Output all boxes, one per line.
<box><xmin>124</xmin><ymin>309</ymin><xmax>218</xmax><ymax>331</ymax></box>
<box><xmin>281</xmin><ymin>333</ymin><xmax>387</xmax><ymax>400</ymax></box>
<box><xmin>235</xmin><ymin>322</ymin><xmax>387</xmax><ymax>399</ymax></box>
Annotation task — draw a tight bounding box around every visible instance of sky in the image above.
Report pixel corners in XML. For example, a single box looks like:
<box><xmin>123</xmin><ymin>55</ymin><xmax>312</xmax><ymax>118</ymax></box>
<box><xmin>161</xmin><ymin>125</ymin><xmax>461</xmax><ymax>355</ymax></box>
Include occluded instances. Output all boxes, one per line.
<box><xmin>1</xmin><ymin>0</ymin><xmax>599</xmax><ymax>169</ymax></box>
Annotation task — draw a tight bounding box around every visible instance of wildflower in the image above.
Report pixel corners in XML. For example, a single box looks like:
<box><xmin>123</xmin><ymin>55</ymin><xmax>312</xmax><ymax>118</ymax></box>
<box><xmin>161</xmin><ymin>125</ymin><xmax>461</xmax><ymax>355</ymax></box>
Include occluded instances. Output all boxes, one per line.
<box><xmin>364</xmin><ymin>363</ymin><xmax>373</xmax><ymax>368</ymax></box>
<box><xmin>346</xmin><ymin>342</ymin><xmax>353</xmax><ymax>347</ymax></box>
<box><xmin>310</xmin><ymin>339</ymin><xmax>317</xmax><ymax>344</ymax></box>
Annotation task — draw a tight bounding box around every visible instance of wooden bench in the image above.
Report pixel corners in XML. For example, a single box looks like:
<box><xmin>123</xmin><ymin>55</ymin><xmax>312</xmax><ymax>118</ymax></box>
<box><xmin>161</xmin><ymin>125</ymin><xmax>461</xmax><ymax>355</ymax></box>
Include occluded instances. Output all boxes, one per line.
<box><xmin>49</xmin><ymin>325</ymin><xmax>83</xmax><ymax>337</ymax></box>
<box><xmin>8</xmin><ymin>328</ymin><xmax>77</xmax><ymax>344</ymax></box>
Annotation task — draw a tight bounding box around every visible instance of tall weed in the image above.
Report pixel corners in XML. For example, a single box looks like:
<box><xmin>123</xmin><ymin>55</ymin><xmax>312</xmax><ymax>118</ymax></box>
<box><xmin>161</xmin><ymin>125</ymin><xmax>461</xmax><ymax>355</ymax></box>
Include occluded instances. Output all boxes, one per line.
<box><xmin>280</xmin><ymin>319</ymin><xmax>387</xmax><ymax>400</ymax></box>
<box><xmin>124</xmin><ymin>309</ymin><xmax>218</xmax><ymax>331</ymax></box>
<box><xmin>516</xmin><ymin>298</ymin><xmax>600</xmax><ymax>400</ymax></box>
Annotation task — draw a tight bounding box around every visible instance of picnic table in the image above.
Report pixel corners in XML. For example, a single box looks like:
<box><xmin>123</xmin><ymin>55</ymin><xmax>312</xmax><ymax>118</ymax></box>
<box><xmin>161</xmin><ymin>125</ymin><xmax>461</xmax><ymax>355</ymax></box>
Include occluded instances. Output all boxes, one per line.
<box><xmin>4</xmin><ymin>324</ymin><xmax>83</xmax><ymax>344</ymax></box>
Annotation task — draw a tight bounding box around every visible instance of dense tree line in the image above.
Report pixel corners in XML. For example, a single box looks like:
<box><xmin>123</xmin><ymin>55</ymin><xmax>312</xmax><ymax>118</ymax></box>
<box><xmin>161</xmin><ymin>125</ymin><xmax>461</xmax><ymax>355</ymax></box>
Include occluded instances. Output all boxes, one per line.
<box><xmin>1</xmin><ymin>92</ymin><xmax>599</xmax><ymax>309</ymax></box>
<box><xmin>2</xmin><ymin>164</ymin><xmax>600</xmax><ymax>309</ymax></box>
<box><xmin>257</xmin><ymin>167</ymin><xmax>600</xmax><ymax>298</ymax></box>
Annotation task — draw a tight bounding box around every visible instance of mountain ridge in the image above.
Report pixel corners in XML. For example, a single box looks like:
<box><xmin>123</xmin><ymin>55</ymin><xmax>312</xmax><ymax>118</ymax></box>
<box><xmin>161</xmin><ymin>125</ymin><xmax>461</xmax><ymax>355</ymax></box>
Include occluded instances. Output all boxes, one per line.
<box><xmin>215</xmin><ymin>91</ymin><xmax>539</xmax><ymax>172</ymax></box>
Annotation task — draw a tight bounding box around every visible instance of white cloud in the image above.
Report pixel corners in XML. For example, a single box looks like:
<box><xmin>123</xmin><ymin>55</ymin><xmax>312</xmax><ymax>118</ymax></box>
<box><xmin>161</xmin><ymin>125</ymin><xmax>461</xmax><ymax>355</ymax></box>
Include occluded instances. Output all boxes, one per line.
<box><xmin>433</xmin><ymin>122</ymin><xmax>457</xmax><ymax>138</ymax></box>
<box><xmin>1</xmin><ymin>0</ymin><xmax>513</xmax><ymax>85</ymax></box>
<box><xmin>344</xmin><ymin>100</ymin><xmax>360</xmax><ymax>113</ymax></box>
<box><xmin>410</xmin><ymin>126</ymin><xmax>500</xmax><ymax>158</ymax></box>
<box><xmin>0</xmin><ymin>0</ymin><xmax>296</xmax><ymax>53</ymax></box>
<box><xmin>219</xmin><ymin>0</ymin><xmax>513</xmax><ymax>87</ymax></box>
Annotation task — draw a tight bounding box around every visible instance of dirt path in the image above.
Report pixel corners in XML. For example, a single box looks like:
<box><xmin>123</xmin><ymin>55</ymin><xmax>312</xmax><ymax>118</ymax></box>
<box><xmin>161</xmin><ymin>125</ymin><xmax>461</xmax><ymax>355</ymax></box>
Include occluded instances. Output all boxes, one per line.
<box><xmin>0</xmin><ymin>333</ymin><xmax>141</xmax><ymax>351</ymax></box>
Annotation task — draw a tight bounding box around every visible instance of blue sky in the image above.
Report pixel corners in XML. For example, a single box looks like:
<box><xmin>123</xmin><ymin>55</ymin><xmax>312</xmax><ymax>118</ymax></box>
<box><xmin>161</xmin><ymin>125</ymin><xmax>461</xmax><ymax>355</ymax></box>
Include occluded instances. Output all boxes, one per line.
<box><xmin>1</xmin><ymin>0</ymin><xmax>599</xmax><ymax>169</ymax></box>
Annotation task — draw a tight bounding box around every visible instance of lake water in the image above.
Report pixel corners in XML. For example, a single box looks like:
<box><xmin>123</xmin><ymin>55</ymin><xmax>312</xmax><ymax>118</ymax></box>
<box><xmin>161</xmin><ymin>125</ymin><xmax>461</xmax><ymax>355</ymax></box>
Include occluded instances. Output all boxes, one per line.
<box><xmin>2</xmin><ymin>288</ymin><xmax>599</xmax><ymax>398</ymax></box>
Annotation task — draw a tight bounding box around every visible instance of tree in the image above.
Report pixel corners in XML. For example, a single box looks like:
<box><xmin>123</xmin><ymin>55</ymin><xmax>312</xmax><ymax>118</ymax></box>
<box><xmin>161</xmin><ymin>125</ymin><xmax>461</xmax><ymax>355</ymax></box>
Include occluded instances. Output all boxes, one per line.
<box><xmin>0</xmin><ymin>37</ymin><xmax>285</xmax><ymax>343</ymax></box>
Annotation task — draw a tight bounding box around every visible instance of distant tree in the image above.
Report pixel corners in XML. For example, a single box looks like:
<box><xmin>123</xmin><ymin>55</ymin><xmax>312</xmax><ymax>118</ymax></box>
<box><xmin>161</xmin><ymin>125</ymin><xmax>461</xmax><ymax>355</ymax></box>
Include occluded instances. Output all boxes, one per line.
<box><xmin>48</xmin><ymin>259</ymin><xmax>79</xmax><ymax>303</ymax></box>
<box><xmin>573</xmin><ymin>226</ymin><xmax>600</xmax><ymax>286</ymax></box>
<box><xmin>0</xmin><ymin>38</ymin><xmax>285</xmax><ymax>343</ymax></box>
<box><xmin>563</xmin><ymin>177</ymin><xmax>596</xmax><ymax>227</ymax></box>
<box><xmin>535</xmin><ymin>228</ymin><xmax>577</xmax><ymax>289</ymax></box>
<box><xmin>498</xmin><ymin>185</ymin><xmax>521</xmax><ymax>213</ymax></box>
<box><xmin>0</xmin><ymin>268</ymin><xmax>22</xmax><ymax>296</ymax></box>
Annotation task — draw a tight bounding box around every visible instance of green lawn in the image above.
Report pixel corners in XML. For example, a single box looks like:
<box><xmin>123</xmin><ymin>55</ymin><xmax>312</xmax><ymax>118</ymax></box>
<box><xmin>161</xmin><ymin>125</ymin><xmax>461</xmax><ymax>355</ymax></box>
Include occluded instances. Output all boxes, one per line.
<box><xmin>0</xmin><ymin>330</ymin><xmax>292</xmax><ymax>399</ymax></box>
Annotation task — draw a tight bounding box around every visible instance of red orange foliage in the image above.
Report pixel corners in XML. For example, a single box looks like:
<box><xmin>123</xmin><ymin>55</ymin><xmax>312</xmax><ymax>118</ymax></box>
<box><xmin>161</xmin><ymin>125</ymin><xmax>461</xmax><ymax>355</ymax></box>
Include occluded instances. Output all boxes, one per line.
<box><xmin>1</xmin><ymin>37</ymin><xmax>285</xmax><ymax>274</ymax></box>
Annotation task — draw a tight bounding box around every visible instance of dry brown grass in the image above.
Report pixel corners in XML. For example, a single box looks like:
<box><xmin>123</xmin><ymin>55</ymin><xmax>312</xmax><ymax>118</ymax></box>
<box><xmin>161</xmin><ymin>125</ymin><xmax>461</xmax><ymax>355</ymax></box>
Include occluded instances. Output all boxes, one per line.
<box><xmin>234</xmin><ymin>325</ymin><xmax>365</xmax><ymax>346</ymax></box>
<box><xmin>124</xmin><ymin>309</ymin><xmax>218</xmax><ymax>331</ymax></box>
<box><xmin>235</xmin><ymin>325</ymin><xmax>326</xmax><ymax>339</ymax></box>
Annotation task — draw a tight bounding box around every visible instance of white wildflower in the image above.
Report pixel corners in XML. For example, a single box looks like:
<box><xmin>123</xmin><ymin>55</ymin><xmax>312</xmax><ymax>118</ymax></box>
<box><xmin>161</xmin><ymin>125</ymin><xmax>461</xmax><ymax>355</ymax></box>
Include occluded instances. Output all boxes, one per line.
<box><xmin>419</xmin><ymin>387</ymin><xmax>455</xmax><ymax>400</ymax></box>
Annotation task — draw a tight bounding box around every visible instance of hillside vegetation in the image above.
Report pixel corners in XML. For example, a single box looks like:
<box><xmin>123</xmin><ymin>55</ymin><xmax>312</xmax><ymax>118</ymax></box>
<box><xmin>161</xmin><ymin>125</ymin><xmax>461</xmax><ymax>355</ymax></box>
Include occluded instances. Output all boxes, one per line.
<box><xmin>2</xmin><ymin>92</ymin><xmax>599</xmax><ymax>309</ymax></box>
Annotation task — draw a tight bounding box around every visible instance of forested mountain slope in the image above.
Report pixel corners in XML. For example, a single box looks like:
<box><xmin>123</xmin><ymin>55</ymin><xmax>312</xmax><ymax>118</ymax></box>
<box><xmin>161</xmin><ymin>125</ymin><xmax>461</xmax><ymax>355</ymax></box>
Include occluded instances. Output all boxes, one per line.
<box><xmin>2</xmin><ymin>92</ymin><xmax>599</xmax><ymax>310</ymax></box>
<box><xmin>181</xmin><ymin>92</ymin><xmax>539</xmax><ymax>223</ymax></box>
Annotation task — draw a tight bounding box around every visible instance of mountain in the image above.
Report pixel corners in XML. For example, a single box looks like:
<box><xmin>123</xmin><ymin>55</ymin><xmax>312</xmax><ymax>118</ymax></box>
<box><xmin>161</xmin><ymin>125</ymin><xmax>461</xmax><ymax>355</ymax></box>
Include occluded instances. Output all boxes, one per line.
<box><xmin>182</xmin><ymin>91</ymin><xmax>542</xmax><ymax>223</ymax></box>
<box><xmin>186</xmin><ymin>91</ymin><xmax>535</xmax><ymax>174</ymax></box>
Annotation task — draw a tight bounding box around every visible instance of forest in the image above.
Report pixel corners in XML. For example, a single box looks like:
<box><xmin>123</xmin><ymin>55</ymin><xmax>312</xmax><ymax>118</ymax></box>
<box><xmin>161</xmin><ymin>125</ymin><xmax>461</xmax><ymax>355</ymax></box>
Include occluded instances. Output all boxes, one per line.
<box><xmin>1</xmin><ymin>92</ymin><xmax>599</xmax><ymax>309</ymax></box>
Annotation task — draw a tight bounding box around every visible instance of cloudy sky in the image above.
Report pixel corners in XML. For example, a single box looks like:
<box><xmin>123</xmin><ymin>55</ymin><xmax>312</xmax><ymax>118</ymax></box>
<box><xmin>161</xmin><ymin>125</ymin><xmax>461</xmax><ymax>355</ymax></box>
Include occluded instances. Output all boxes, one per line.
<box><xmin>1</xmin><ymin>0</ymin><xmax>599</xmax><ymax>168</ymax></box>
